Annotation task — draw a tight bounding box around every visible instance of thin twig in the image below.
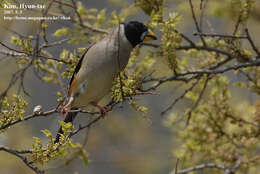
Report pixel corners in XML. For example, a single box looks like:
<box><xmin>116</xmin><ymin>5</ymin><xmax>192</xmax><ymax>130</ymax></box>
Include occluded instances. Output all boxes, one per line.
<box><xmin>174</xmin><ymin>162</ymin><xmax>226</xmax><ymax>174</ymax></box>
<box><xmin>141</xmin><ymin>43</ymin><xmax>233</xmax><ymax>58</ymax></box>
<box><xmin>176</xmin><ymin>59</ymin><xmax>260</xmax><ymax>76</ymax></box>
<box><xmin>188</xmin><ymin>0</ymin><xmax>207</xmax><ymax>46</ymax></box>
<box><xmin>174</xmin><ymin>29</ymin><xmax>196</xmax><ymax>46</ymax></box>
<box><xmin>0</xmin><ymin>61</ymin><xmax>32</xmax><ymax>102</ymax></box>
<box><xmin>0</xmin><ymin>146</ymin><xmax>32</xmax><ymax>154</ymax></box>
<box><xmin>245</xmin><ymin>28</ymin><xmax>260</xmax><ymax>56</ymax></box>
<box><xmin>161</xmin><ymin>78</ymin><xmax>201</xmax><ymax>116</ymax></box>
<box><xmin>40</xmin><ymin>0</ymin><xmax>56</xmax><ymax>44</ymax></box>
<box><xmin>39</xmin><ymin>38</ymin><xmax>69</xmax><ymax>50</ymax></box>
<box><xmin>0</xmin><ymin>24</ymin><xmax>35</xmax><ymax>40</ymax></box>
<box><xmin>174</xmin><ymin>159</ymin><xmax>179</xmax><ymax>174</ymax></box>
<box><xmin>69</xmin><ymin>101</ymin><xmax>120</xmax><ymax>137</ymax></box>
<box><xmin>194</xmin><ymin>32</ymin><xmax>248</xmax><ymax>39</ymax></box>
<box><xmin>116</xmin><ymin>24</ymin><xmax>125</xmax><ymax>100</ymax></box>
<box><xmin>199</xmin><ymin>0</ymin><xmax>208</xmax><ymax>30</ymax></box>
<box><xmin>0</xmin><ymin>41</ymin><xmax>69</xmax><ymax>63</ymax></box>
<box><xmin>0</xmin><ymin>108</ymin><xmax>57</xmax><ymax>130</ymax></box>
<box><xmin>233</xmin><ymin>13</ymin><xmax>242</xmax><ymax>35</ymax></box>
<box><xmin>170</xmin><ymin>151</ymin><xmax>242</xmax><ymax>174</ymax></box>
<box><xmin>225</xmin><ymin>112</ymin><xmax>260</xmax><ymax>128</ymax></box>
<box><xmin>0</xmin><ymin>146</ymin><xmax>44</xmax><ymax>174</ymax></box>
<box><xmin>40</xmin><ymin>49</ymin><xmax>67</xmax><ymax>95</ymax></box>
<box><xmin>144</xmin><ymin>57</ymin><xmax>259</xmax><ymax>92</ymax></box>
<box><xmin>186</xmin><ymin>75</ymin><xmax>210</xmax><ymax>125</ymax></box>
<box><xmin>70</xmin><ymin>0</ymin><xmax>108</xmax><ymax>34</ymax></box>
<box><xmin>53</xmin><ymin>0</ymin><xmax>74</xmax><ymax>8</ymax></box>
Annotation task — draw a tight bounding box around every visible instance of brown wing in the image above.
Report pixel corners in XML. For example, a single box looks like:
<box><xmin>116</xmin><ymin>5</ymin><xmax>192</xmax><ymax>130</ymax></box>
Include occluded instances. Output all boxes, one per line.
<box><xmin>68</xmin><ymin>44</ymin><xmax>94</xmax><ymax>95</ymax></box>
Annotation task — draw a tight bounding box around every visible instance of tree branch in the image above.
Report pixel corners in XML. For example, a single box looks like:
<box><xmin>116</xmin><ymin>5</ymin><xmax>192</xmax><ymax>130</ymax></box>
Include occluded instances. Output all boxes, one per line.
<box><xmin>171</xmin><ymin>162</ymin><xmax>225</xmax><ymax>174</ymax></box>
<box><xmin>0</xmin><ymin>108</ymin><xmax>57</xmax><ymax>130</ymax></box>
<box><xmin>188</xmin><ymin>0</ymin><xmax>207</xmax><ymax>46</ymax></box>
<box><xmin>0</xmin><ymin>41</ymin><xmax>69</xmax><ymax>63</ymax></box>
<box><xmin>245</xmin><ymin>28</ymin><xmax>260</xmax><ymax>56</ymax></box>
<box><xmin>161</xmin><ymin>78</ymin><xmax>201</xmax><ymax>116</ymax></box>
<box><xmin>186</xmin><ymin>75</ymin><xmax>210</xmax><ymax>124</ymax></box>
<box><xmin>0</xmin><ymin>146</ymin><xmax>43</xmax><ymax>174</ymax></box>
<box><xmin>194</xmin><ymin>32</ymin><xmax>248</xmax><ymax>39</ymax></box>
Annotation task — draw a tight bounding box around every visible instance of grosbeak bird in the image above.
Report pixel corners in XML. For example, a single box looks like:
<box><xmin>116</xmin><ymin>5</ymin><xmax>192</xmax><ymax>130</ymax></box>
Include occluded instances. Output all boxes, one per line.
<box><xmin>55</xmin><ymin>21</ymin><xmax>157</xmax><ymax>143</ymax></box>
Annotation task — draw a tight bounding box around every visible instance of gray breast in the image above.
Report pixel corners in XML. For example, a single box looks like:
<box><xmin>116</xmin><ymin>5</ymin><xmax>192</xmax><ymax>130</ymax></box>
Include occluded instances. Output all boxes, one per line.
<box><xmin>72</xmin><ymin>24</ymin><xmax>133</xmax><ymax>107</ymax></box>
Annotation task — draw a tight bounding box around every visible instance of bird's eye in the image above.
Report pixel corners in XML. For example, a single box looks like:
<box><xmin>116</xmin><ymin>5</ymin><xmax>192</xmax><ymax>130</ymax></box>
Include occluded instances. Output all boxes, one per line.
<box><xmin>140</xmin><ymin>31</ymin><xmax>148</xmax><ymax>41</ymax></box>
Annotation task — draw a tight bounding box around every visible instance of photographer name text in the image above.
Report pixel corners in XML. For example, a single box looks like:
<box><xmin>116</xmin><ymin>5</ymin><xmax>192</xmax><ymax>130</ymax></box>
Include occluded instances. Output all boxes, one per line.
<box><xmin>4</xmin><ymin>3</ymin><xmax>45</xmax><ymax>9</ymax></box>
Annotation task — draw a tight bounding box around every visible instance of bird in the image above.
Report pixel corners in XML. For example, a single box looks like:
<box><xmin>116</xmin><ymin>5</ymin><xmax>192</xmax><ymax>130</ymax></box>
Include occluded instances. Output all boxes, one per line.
<box><xmin>55</xmin><ymin>21</ymin><xmax>157</xmax><ymax>143</ymax></box>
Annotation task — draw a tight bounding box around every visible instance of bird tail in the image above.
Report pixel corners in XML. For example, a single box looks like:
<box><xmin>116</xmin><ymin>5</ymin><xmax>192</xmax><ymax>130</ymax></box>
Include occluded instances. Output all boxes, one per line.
<box><xmin>54</xmin><ymin>109</ymin><xmax>78</xmax><ymax>143</ymax></box>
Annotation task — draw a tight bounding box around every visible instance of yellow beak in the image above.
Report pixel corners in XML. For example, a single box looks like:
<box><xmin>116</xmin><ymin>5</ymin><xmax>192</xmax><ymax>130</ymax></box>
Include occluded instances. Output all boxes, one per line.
<box><xmin>143</xmin><ymin>30</ymin><xmax>157</xmax><ymax>42</ymax></box>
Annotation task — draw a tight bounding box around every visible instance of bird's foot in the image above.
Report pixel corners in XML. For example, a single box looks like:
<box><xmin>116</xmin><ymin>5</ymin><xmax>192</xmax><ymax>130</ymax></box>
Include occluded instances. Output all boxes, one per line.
<box><xmin>90</xmin><ymin>102</ymin><xmax>110</xmax><ymax>117</ymax></box>
<box><xmin>99</xmin><ymin>106</ymin><xmax>110</xmax><ymax>117</ymax></box>
<box><xmin>59</xmin><ymin>103</ymin><xmax>71</xmax><ymax>118</ymax></box>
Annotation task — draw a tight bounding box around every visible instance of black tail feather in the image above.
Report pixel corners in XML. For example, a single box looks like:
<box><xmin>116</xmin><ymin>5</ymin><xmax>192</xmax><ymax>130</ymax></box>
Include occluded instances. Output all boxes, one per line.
<box><xmin>54</xmin><ymin>109</ymin><xmax>78</xmax><ymax>143</ymax></box>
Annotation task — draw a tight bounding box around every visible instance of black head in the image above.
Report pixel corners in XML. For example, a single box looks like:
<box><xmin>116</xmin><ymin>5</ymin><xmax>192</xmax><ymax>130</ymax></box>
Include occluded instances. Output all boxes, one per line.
<box><xmin>123</xmin><ymin>21</ymin><xmax>157</xmax><ymax>47</ymax></box>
